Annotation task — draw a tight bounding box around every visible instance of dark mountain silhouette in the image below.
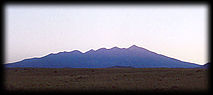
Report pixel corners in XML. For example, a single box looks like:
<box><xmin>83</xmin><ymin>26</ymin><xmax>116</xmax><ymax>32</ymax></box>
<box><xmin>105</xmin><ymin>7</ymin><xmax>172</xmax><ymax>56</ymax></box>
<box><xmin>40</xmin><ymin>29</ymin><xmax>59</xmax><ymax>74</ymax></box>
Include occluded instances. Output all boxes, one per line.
<box><xmin>5</xmin><ymin>45</ymin><xmax>201</xmax><ymax>68</ymax></box>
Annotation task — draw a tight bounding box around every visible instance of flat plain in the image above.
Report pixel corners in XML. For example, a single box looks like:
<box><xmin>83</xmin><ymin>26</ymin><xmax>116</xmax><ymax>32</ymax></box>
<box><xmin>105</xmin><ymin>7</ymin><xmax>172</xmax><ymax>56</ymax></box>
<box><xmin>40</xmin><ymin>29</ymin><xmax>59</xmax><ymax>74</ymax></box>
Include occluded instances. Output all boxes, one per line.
<box><xmin>4</xmin><ymin>68</ymin><xmax>209</xmax><ymax>92</ymax></box>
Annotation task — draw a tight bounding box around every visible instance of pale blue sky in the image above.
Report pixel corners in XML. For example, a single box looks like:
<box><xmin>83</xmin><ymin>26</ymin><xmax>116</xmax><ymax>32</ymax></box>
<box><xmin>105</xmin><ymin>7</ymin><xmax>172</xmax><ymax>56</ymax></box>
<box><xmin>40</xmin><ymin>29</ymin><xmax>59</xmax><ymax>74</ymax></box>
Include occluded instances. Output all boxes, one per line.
<box><xmin>5</xmin><ymin>4</ymin><xmax>208</xmax><ymax>65</ymax></box>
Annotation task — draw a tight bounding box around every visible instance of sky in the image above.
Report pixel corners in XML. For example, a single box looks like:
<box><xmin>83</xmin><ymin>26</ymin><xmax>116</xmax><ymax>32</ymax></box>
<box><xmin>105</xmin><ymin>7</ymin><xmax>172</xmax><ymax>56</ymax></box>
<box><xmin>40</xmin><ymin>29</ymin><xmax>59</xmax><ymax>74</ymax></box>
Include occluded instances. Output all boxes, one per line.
<box><xmin>5</xmin><ymin>4</ymin><xmax>208</xmax><ymax>65</ymax></box>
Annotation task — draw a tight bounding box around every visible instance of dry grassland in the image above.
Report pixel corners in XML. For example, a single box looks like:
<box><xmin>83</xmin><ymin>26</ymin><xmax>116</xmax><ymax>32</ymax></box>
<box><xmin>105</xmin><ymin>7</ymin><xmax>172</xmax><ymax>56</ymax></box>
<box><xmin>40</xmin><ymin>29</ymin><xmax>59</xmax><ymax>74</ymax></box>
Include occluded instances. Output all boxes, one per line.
<box><xmin>5</xmin><ymin>68</ymin><xmax>209</xmax><ymax>92</ymax></box>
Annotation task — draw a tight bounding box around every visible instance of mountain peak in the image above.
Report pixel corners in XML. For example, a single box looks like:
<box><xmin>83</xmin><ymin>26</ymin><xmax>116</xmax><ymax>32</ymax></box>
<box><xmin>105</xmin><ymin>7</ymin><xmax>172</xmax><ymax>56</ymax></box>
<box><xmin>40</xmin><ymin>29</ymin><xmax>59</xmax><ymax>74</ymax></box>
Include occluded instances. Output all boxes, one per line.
<box><xmin>111</xmin><ymin>46</ymin><xmax>120</xmax><ymax>50</ymax></box>
<box><xmin>97</xmin><ymin>48</ymin><xmax>107</xmax><ymax>51</ymax></box>
<box><xmin>128</xmin><ymin>45</ymin><xmax>141</xmax><ymax>49</ymax></box>
<box><xmin>85</xmin><ymin>49</ymin><xmax>95</xmax><ymax>54</ymax></box>
<box><xmin>71</xmin><ymin>50</ymin><xmax>82</xmax><ymax>54</ymax></box>
<box><xmin>89</xmin><ymin>49</ymin><xmax>95</xmax><ymax>52</ymax></box>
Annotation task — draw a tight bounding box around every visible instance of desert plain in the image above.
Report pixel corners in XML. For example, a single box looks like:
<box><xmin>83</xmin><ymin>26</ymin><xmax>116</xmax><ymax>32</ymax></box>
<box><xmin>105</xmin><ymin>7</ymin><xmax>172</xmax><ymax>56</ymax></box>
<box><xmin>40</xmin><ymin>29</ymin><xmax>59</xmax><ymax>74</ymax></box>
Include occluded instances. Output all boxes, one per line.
<box><xmin>4</xmin><ymin>68</ymin><xmax>209</xmax><ymax>92</ymax></box>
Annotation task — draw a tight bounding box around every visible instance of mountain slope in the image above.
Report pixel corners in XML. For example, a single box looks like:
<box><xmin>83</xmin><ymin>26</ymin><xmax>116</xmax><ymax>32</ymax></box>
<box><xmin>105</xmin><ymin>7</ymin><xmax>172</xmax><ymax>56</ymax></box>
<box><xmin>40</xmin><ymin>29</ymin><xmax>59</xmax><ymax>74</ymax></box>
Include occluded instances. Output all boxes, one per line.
<box><xmin>5</xmin><ymin>45</ymin><xmax>201</xmax><ymax>68</ymax></box>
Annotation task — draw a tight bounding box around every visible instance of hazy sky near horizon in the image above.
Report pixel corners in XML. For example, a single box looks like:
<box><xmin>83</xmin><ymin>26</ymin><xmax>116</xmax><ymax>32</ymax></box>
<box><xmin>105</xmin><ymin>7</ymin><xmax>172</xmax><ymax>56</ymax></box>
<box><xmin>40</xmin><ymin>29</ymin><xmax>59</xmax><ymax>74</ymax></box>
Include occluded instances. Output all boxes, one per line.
<box><xmin>5</xmin><ymin>4</ymin><xmax>208</xmax><ymax>65</ymax></box>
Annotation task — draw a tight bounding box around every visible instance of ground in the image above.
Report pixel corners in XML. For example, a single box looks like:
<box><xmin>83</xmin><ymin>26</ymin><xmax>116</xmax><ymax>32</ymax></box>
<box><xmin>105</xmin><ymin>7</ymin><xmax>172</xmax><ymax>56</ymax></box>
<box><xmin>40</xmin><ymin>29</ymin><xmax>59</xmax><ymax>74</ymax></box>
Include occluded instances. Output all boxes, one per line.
<box><xmin>4</xmin><ymin>68</ymin><xmax>209</xmax><ymax>92</ymax></box>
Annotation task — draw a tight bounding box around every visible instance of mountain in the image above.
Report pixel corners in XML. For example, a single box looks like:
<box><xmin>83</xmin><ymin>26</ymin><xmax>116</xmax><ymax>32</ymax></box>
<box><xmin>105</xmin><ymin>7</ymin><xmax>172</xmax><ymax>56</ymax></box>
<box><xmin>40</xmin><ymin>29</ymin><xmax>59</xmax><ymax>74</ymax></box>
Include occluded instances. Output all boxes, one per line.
<box><xmin>5</xmin><ymin>45</ymin><xmax>201</xmax><ymax>68</ymax></box>
<box><xmin>107</xmin><ymin>66</ymin><xmax>135</xmax><ymax>68</ymax></box>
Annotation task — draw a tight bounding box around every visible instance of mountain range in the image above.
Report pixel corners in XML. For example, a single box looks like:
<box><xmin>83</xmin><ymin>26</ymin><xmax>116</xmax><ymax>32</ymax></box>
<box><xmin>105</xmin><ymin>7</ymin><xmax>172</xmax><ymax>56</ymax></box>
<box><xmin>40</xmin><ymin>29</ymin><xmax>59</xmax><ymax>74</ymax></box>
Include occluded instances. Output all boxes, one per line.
<box><xmin>5</xmin><ymin>45</ymin><xmax>202</xmax><ymax>68</ymax></box>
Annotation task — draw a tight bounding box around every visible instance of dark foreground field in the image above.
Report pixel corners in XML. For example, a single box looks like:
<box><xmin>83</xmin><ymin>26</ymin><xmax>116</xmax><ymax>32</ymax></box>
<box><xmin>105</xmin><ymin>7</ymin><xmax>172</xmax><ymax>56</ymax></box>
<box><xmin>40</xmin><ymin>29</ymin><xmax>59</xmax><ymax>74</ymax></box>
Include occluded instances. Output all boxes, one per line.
<box><xmin>5</xmin><ymin>68</ymin><xmax>209</xmax><ymax>92</ymax></box>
